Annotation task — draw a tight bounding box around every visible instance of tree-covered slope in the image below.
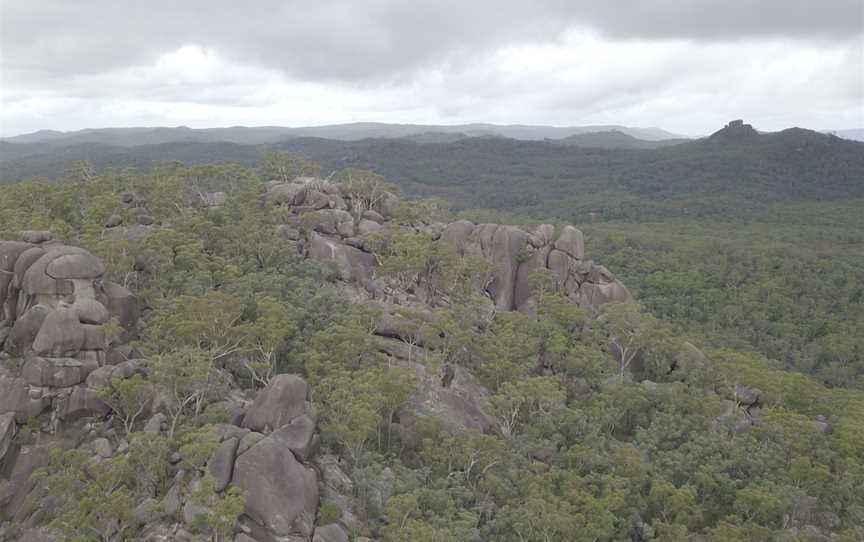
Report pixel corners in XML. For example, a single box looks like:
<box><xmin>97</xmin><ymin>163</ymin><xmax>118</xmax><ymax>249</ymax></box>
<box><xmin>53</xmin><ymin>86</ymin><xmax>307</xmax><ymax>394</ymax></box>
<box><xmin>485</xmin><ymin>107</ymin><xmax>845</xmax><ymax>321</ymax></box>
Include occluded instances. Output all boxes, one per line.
<box><xmin>3</xmin><ymin>123</ymin><xmax>861</xmax><ymax>223</ymax></box>
<box><xmin>0</xmin><ymin>162</ymin><xmax>862</xmax><ymax>541</ymax></box>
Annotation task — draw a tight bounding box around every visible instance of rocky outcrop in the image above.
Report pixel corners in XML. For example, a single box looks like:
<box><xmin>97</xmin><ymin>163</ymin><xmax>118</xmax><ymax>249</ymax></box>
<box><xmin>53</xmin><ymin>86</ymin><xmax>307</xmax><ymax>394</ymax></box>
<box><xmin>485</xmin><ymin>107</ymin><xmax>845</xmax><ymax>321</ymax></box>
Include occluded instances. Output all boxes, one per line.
<box><xmin>241</xmin><ymin>374</ymin><xmax>311</xmax><ymax>433</ymax></box>
<box><xmin>233</xmin><ymin>428</ymin><xmax>319</xmax><ymax>538</ymax></box>
<box><xmin>231</xmin><ymin>375</ymin><xmax>322</xmax><ymax>540</ymax></box>
<box><xmin>265</xmin><ymin>177</ymin><xmax>630</xmax><ymax>313</ymax></box>
<box><xmin>0</xmin><ymin>235</ymin><xmax>141</xmax><ymax>532</ymax></box>
<box><xmin>441</xmin><ymin>220</ymin><xmax>630</xmax><ymax>312</ymax></box>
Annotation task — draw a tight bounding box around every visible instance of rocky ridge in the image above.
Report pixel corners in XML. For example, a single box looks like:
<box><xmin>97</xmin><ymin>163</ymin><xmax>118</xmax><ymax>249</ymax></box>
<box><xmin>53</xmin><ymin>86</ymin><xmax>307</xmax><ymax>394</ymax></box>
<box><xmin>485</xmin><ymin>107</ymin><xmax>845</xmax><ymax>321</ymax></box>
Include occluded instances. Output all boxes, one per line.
<box><xmin>0</xmin><ymin>179</ymin><xmax>631</xmax><ymax>542</ymax></box>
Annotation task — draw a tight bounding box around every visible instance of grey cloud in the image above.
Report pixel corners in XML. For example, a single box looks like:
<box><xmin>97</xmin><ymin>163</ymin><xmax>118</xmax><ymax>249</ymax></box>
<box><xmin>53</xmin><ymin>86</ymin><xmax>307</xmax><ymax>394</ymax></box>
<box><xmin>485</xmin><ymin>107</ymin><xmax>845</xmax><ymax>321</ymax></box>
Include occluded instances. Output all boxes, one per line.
<box><xmin>2</xmin><ymin>0</ymin><xmax>861</xmax><ymax>86</ymax></box>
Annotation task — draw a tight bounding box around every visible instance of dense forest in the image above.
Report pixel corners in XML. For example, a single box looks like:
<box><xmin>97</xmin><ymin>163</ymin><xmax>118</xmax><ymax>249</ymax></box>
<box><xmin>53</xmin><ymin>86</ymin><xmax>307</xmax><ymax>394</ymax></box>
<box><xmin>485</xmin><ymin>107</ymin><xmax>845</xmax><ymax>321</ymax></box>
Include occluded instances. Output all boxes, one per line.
<box><xmin>3</xmin><ymin>123</ymin><xmax>863</xmax><ymax>225</ymax></box>
<box><xmin>0</xmin><ymin>149</ymin><xmax>862</xmax><ymax>541</ymax></box>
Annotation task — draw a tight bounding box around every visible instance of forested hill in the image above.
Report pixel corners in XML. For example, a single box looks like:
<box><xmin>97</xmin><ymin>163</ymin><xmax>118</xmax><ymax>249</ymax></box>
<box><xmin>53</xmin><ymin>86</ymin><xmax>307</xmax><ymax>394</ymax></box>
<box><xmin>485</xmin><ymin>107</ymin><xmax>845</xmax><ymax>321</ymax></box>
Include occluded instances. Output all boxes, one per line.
<box><xmin>2</xmin><ymin>122</ymin><xmax>862</xmax><ymax>222</ymax></box>
<box><xmin>1</xmin><ymin>164</ymin><xmax>863</xmax><ymax>541</ymax></box>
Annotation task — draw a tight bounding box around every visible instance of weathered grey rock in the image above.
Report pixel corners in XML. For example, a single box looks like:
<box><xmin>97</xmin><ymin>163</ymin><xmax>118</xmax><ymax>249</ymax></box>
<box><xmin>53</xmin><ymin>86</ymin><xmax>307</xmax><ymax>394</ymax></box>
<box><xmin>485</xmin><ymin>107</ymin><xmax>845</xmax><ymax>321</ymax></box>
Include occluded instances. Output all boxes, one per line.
<box><xmin>0</xmin><ymin>376</ymin><xmax>49</xmax><ymax>423</ymax></box>
<box><xmin>71</xmin><ymin>298</ymin><xmax>110</xmax><ymax>325</ymax></box>
<box><xmin>266</xmin><ymin>183</ymin><xmax>307</xmax><ymax>206</ymax></box>
<box><xmin>734</xmin><ymin>386</ymin><xmax>761</xmax><ymax>406</ymax></box>
<box><xmin>575</xmin><ymin>279</ymin><xmax>631</xmax><ymax>309</ymax></box>
<box><xmin>137</xmin><ymin>215</ymin><xmax>155</xmax><ymax>226</ymax></box>
<box><xmin>233</xmin><ymin>429</ymin><xmax>319</xmax><ymax>538</ymax></box>
<box><xmin>22</xmin><ymin>247</ymin><xmax>92</xmax><ymax>296</ymax></box>
<box><xmin>32</xmin><ymin>307</ymin><xmax>85</xmax><ymax>357</ymax></box>
<box><xmin>22</xmin><ymin>356</ymin><xmax>95</xmax><ymax>388</ymax></box>
<box><xmin>161</xmin><ymin>479</ymin><xmax>182</xmax><ymax>516</ymax></box>
<box><xmin>0</xmin><ymin>445</ymin><xmax>49</xmax><ymax>519</ymax></box>
<box><xmin>5</xmin><ymin>304</ymin><xmax>50</xmax><ymax>355</ymax></box>
<box><xmin>306</xmin><ymin>234</ymin><xmax>376</xmax><ymax>282</ymax></box>
<box><xmin>99</xmin><ymin>281</ymin><xmax>139</xmax><ymax>331</ymax></box>
<box><xmin>20</xmin><ymin>231</ymin><xmax>53</xmax><ymax>244</ymax></box>
<box><xmin>529</xmin><ymin>224</ymin><xmax>555</xmax><ymax>247</ymax></box>
<box><xmin>314</xmin><ymin>209</ymin><xmax>355</xmax><ymax>237</ymax></box>
<box><xmin>80</xmin><ymin>324</ymin><xmax>106</xmax><ymax>350</ymax></box>
<box><xmin>12</xmin><ymin>246</ymin><xmax>47</xmax><ymax>289</ymax></box>
<box><xmin>554</xmin><ymin>226</ymin><xmax>585</xmax><ymax>259</ymax></box>
<box><xmin>411</xmin><ymin>365</ymin><xmax>493</xmax><ymax>432</ymax></box>
<box><xmin>313</xmin><ymin>524</ymin><xmax>349</xmax><ymax>542</ymax></box>
<box><xmin>361</xmin><ymin>209</ymin><xmax>385</xmax><ymax>223</ymax></box>
<box><xmin>273</xmin><ymin>414</ymin><xmax>317</xmax><ymax>461</ymax></box>
<box><xmin>242</xmin><ymin>374</ymin><xmax>309</xmax><ymax>432</ymax></box>
<box><xmin>104</xmin><ymin>214</ymin><xmax>124</xmax><ymax>228</ymax></box>
<box><xmin>0</xmin><ymin>412</ymin><xmax>16</xmax><ymax>463</ymax></box>
<box><xmin>485</xmin><ymin>225</ymin><xmax>529</xmax><ymax>310</ymax></box>
<box><xmin>440</xmin><ymin>220</ymin><xmax>476</xmax><ymax>254</ymax></box>
<box><xmin>46</xmin><ymin>252</ymin><xmax>106</xmax><ymax>279</ymax></box>
<box><xmin>357</xmin><ymin>219</ymin><xmax>382</xmax><ymax>235</ymax></box>
<box><xmin>61</xmin><ymin>385</ymin><xmax>110</xmax><ymax>421</ymax></box>
<box><xmin>85</xmin><ymin>365</ymin><xmax>117</xmax><ymax>389</ymax></box>
<box><xmin>237</xmin><ymin>431</ymin><xmax>266</xmax><ymax>456</ymax></box>
<box><xmin>91</xmin><ymin>437</ymin><xmax>114</xmax><ymax>459</ymax></box>
<box><xmin>209</xmin><ymin>437</ymin><xmax>239</xmax><ymax>492</ymax></box>
<box><xmin>316</xmin><ymin>454</ymin><xmax>354</xmax><ymax>496</ymax></box>
<box><xmin>513</xmin><ymin>245</ymin><xmax>551</xmax><ymax>311</ymax></box>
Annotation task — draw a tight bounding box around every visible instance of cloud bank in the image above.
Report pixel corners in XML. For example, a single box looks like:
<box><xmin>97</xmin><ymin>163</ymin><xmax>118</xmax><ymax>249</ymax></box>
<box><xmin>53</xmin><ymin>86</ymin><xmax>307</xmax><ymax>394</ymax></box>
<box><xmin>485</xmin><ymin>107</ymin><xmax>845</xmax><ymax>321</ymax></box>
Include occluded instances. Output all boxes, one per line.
<box><xmin>1</xmin><ymin>0</ymin><xmax>862</xmax><ymax>136</ymax></box>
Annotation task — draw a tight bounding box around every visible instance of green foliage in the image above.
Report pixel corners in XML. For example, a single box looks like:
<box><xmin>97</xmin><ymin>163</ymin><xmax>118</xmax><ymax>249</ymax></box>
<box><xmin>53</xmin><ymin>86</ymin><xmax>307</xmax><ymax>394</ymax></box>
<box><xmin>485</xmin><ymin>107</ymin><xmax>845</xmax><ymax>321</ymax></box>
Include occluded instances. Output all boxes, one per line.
<box><xmin>259</xmin><ymin>150</ymin><xmax>320</xmax><ymax>182</ymax></box>
<box><xmin>97</xmin><ymin>374</ymin><xmax>154</xmax><ymax>435</ymax></box>
<box><xmin>5</xmin><ymin>160</ymin><xmax>864</xmax><ymax>541</ymax></box>
<box><xmin>34</xmin><ymin>444</ymin><xmax>135</xmax><ymax>542</ymax></box>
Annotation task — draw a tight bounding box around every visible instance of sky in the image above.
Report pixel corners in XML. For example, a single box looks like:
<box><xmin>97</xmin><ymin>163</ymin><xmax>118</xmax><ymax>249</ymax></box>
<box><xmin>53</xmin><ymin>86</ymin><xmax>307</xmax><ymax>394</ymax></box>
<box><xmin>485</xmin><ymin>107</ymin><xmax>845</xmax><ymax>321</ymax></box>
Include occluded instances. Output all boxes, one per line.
<box><xmin>0</xmin><ymin>0</ymin><xmax>862</xmax><ymax>137</ymax></box>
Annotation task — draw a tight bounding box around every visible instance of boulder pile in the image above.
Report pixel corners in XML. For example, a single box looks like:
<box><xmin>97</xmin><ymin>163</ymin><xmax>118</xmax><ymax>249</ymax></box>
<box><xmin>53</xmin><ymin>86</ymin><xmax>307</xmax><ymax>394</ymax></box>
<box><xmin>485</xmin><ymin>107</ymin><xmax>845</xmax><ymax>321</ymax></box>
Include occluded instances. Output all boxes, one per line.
<box><xmin>0</xmin><ymin>234</ymin><xmax>140</xmax><ymax>471</ymax></box>
<box><xmin>265</xmin><ymin>177</ymin><xmax>630</xmax><ymax>312</ymax></box>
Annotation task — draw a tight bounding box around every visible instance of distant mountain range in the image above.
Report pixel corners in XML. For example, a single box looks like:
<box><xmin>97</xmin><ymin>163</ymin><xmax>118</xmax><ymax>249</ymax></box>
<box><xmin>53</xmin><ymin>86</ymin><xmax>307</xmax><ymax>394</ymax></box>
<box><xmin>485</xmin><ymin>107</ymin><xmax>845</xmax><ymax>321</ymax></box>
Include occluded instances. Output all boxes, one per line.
<box><xmin>0</xmin><ymin>122</ymin><xmax>686</xmax><ymax>147</ymax></box>
<box><xmin>553</xmin><ymin>130</ymin><xmax>690</xmax><ymax>149</ymax></box>
<box><xmin>1</xmin><ymin>122</ymin><xmax>861</xmax><ymax>224</ymax></box>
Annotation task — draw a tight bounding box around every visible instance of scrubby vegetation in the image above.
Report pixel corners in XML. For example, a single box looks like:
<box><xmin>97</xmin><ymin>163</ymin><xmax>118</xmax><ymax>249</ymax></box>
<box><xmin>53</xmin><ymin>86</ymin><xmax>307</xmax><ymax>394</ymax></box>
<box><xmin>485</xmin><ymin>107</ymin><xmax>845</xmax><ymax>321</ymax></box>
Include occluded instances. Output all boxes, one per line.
<box><xmin>0</xmin><ymin>155</ymin><xmax>862</xmax><ymax>541</ymax></box>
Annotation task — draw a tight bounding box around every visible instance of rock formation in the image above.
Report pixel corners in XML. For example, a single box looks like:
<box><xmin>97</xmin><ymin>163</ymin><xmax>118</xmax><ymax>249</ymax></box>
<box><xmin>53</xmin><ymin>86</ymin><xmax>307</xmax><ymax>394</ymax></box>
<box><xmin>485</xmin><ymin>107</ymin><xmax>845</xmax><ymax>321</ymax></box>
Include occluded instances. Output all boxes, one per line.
<box><xmin>0</xmin><ymin>234</ymin><xmax>141</xmax><ymax>524</ymax></box>
<box><xmin>264</xmin><ymin>177</ymin><xmax>631</xmax><ymax>313</ymax></box>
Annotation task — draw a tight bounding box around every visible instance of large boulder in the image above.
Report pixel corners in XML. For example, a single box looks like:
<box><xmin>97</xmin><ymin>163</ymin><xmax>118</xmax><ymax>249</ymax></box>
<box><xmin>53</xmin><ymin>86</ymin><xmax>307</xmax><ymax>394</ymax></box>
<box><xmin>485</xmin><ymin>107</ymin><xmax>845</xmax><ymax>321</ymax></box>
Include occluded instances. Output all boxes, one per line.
<box><xmin>233</xmin><ymin>430</ymin><xmax>319</xmax><ymax>538</ymax></box>
<box><xmin>60</xmin><ymin>386</ymin><xmax>110</xmax><ymax>421</ymax></box>
<box><xmin>70</xmin><ymin>298</ymin><xmax>110</xmax><ymax>325</ymax></box>
<box><xmin>209</xmin><ymin>437</ymin><xmax>240</xmax><ymax>493</ymax></box>
<box><xmin>32</xmin><ymin>307</ymin><xmax>85</xmax><ymax>357</ymax></box>
<box><xmin>22</xmin><ymin>356</ymin><xmax>96</xmax><ymax>388</ymax></box>
<box><xmin>314</xmin><ymin>209</ymin><xmax>355</xmax><ymax>237</ymax></box>
<box><xmin>98</xmin><ymin>281</ymin><xmax>139</xmax><ymax>331</ymax></box>
<box><xmin>307</xmin><ymin>234</ymin><xmax>375</xmax><ymax>282</ymax></box>
<box><xmin>241</xmin><ymin>375</ymin><xmax>310</xmax><ymax>433</ymax></box>
<box><xmin>5</xmin><ymin>304</ymin><xmax>50</xmax><ymax>355</ymax></box>
<box><xmin>554</xmin><ymin>226</ymin><xmax>585</xmax><ymax>259</ymax></box>
<box><xmin>484</xmin><ymin>225</ymin><xmax>529</xmax><ymax>310</ymax></box>
<box><xmin>45</xmin><ymin>252</ymin><xmax>105</xmax><ymax>280</ymax></box>
<box><xmin>266</xmin><ymin>183</ymin><xmax>307</xmax><ymax>206</ymax></box>
<box><xmin>0</xmin><ymin>377</ymin><xmax>49</xmax><ymax>423</ymax></box>
<box><xmin>272</xmin><ymin>414</ymin><xmax>318</xmax><ymax>461</ymax></box>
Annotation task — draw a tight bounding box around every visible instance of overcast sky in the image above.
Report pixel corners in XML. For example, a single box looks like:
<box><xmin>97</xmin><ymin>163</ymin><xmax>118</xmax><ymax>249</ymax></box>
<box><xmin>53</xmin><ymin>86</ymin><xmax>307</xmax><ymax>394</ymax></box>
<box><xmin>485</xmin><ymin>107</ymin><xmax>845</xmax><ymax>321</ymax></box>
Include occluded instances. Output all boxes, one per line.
<box><xmin>1</xmin><ymin>0</ymin><xmax>862</xmax><ymax>137</ymax></box>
